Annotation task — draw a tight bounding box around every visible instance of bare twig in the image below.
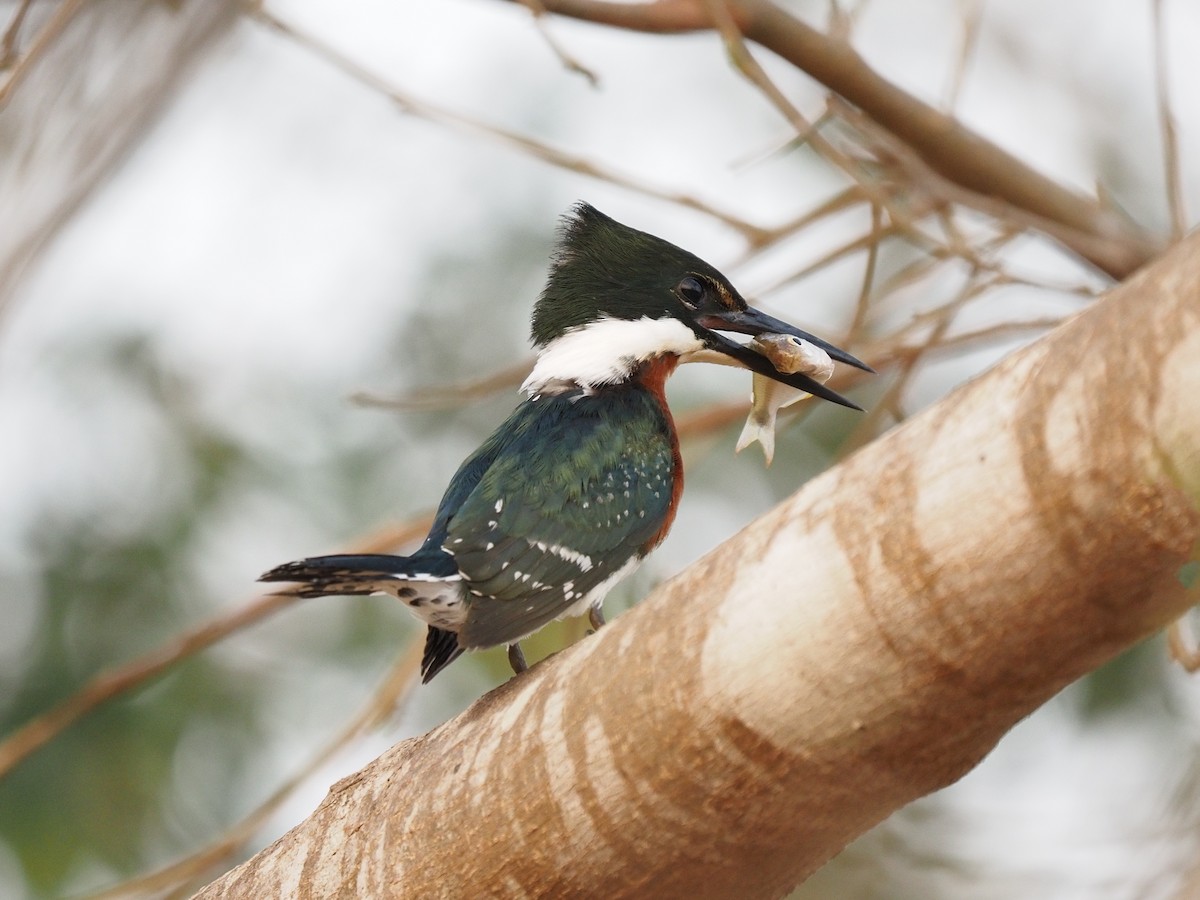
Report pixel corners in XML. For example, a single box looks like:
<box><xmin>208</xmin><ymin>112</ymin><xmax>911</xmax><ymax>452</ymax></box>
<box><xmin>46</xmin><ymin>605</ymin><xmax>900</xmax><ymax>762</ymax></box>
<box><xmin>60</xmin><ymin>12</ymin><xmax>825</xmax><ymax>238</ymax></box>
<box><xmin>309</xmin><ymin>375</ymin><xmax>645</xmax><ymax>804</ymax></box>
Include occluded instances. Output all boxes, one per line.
<box><xmin>516</xmin><ymin>0</ymin><xmax>600</xmax><ymax>85</ymax></box>
<box><xmin>0</xmin><ymin>0</ymin><xmax>89</xmax><ymax>107</ymax></box>
<box><xmin>761</xmin><ymin>214</ymin><xmax>940</xmax><ymax>297</ymax></box>
<box><xmin>733</xmin><ymin>0</ymin><xmax>1163</xmax><ymax>275</ymax></box>
<box><xmin>701</xmin><ymin>0</ymin><xmax>947</xmax><ymax>257</ymax></box>
<box><xmin>502</xmin><ymin>0</ymin><xmax>1164</xmax><ymax>278</ymax></box>
<box><xmin>728</xmin><ymin>106</ymin><xmax>835</xmax><ymax>173</ymax></box>
<box><xmin>248</xmin><ymin>5</ymin><xmax>770</xmax><ymax>245</ymax></box>
<box><xmin>727</xmin><ymin>184</ymin><xmax>866</xmax><ymax>262</ymax></box>
<box><xmin>825</xmin><ymin>96</ymin><xmax>1140</xmax><ymax>281</ymax></box>
<box><xmin>866</xmin><ymin>226</ymin><xmax>1019</xmax><ymax>312</ymax></box>
<box><xmin>1153</xmin><ymin>0</ymin><xmax>1187</xmax><ymax>240</ymax></box>
<box><xmin>0</xmin><ymin>593</ymin><xmax>296</xmax><ymax>780</ymax></box>
<box><xmin>840</xmin><ymin>272</ymin><xmax>1003</xmax><ymax>451</ymax></box>
<box><xmin>0</xmin><ymin>0</ymin><xmax>36</xmax><ymax>70</ymax></box>
<box><xmin>944</xmin><ymin>0</ymin><xmax>982</xmax><ymax>112</ymax></box>
<box><xmin>0</xmin><ymin>517</ymin><xmax>432</xmax><ymax>780</ymax></box>
<box><xmin>350</xmin><ymin>359</ymin><xmax>532</xmax><ymax>412</ymax></box>
<box><xmin>88</xmin><ymin>636</ymin><xmax>426</xmax><ymax>900</ymax></box>
<box><xmin>846</xmin><ymin>200</ymin><xmax>881</xmax><ymax>338</ymax></box>
<box><xmin>0</xmin><ymin>0</ymin><xmax>240</xmax><ymax>318</ymax></box>
<box><xmin>892</xmin><ymin>317</ymin><xmax>1064</xmax><ymax>358</ymax></box>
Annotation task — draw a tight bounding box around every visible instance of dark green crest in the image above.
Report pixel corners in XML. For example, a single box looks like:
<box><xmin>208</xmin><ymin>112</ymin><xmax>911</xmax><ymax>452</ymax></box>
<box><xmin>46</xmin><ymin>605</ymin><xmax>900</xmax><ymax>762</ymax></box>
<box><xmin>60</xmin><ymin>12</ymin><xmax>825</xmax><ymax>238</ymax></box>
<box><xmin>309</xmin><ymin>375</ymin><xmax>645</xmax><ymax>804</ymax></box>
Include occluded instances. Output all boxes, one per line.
<box><xmin>530</xmin><ymin>203</ymin><xmax>744</xmax><ymax>347</ymax></box>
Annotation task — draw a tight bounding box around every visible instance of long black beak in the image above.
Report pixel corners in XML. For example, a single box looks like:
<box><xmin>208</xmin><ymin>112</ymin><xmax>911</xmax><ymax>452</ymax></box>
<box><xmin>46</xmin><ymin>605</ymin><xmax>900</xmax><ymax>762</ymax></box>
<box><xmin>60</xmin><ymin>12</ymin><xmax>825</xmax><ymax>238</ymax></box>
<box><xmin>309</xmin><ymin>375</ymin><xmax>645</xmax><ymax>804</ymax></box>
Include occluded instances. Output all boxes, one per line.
<box><xmin>696</xmin><ymin>307</ymin><xmax>874</xmax><ymax>410</ymax></box>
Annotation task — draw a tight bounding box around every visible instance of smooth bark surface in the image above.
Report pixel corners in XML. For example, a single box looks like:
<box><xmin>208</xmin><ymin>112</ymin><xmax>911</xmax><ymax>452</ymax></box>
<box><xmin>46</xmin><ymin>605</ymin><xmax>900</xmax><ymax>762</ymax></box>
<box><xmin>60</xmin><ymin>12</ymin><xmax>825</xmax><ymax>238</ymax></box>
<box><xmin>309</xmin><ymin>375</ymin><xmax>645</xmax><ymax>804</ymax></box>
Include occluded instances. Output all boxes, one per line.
<box><xmin>195</xmin><ymin>232</ymin><xmax>1200</xmax><ymax>898</ymax></box>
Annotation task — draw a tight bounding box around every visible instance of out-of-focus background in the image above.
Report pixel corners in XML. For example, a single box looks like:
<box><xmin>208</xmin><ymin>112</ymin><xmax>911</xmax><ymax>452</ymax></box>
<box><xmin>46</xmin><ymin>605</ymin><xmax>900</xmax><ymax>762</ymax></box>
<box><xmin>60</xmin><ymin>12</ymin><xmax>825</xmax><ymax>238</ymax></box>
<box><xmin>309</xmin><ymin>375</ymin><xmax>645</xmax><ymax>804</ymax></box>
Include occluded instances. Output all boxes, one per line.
<box><xmin>1</xmin><ymin>1</ymin><xmax>1198</xmax><ymax>897</ymax></box>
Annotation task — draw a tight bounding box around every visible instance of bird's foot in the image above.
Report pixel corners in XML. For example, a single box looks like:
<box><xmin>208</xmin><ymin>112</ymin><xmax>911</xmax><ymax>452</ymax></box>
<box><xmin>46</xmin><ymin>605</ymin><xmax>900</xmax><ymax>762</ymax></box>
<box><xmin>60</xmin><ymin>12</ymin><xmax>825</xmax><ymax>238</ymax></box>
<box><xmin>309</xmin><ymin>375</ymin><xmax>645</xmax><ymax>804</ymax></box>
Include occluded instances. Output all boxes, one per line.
<box><xmin>507</xmin><ymin>642</ymin><xmax>528</xmax><ymax>675</ymax></box>
<box><xmin>587</xmin><ymin>606</ymin><xmax>606</xmax><ymax>634</ymax></box>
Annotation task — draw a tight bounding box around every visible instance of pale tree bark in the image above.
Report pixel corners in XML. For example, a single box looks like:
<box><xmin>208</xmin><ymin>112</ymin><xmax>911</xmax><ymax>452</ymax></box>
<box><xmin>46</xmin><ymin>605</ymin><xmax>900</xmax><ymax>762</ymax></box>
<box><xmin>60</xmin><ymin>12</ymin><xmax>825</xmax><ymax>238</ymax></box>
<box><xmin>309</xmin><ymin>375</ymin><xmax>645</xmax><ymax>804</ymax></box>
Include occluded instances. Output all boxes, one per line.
<box><xmin>194</xmin><ymin>231</ymin><xmax>1200</xmax><ymax>898</ymax></box>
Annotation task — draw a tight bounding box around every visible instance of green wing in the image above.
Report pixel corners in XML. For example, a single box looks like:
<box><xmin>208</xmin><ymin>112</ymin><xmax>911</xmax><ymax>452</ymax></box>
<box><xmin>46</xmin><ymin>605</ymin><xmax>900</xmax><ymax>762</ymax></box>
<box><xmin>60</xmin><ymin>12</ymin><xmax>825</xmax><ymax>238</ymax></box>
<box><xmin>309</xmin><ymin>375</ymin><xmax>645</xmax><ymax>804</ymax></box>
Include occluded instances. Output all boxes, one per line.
<box><xmin>444</xmin><ymin>388</ymin><xmax>676</xmax><ymax>648</ymax></box>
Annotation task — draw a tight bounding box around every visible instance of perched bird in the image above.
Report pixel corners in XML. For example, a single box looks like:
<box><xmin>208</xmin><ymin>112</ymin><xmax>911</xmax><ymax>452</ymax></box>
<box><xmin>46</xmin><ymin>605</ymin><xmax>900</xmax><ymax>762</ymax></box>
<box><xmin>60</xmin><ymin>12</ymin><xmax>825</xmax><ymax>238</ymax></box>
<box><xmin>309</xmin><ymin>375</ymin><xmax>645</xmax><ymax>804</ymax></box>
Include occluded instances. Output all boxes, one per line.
<box><xmin>260</xmin><ymin>203</ymin><xmax>872</xmax><ymax>682</ymax></box>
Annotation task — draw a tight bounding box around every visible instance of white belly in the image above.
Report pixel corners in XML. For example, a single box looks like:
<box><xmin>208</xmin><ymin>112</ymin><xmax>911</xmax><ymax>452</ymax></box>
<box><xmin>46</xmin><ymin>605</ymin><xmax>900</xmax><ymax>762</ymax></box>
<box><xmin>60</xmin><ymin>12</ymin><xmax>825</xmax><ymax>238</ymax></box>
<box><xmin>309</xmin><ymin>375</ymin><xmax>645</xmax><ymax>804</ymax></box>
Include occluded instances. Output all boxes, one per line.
<box><xmin>381</xmin><ymin>578</ymin><xmax>469</xmax><ymax>630</ymax></box>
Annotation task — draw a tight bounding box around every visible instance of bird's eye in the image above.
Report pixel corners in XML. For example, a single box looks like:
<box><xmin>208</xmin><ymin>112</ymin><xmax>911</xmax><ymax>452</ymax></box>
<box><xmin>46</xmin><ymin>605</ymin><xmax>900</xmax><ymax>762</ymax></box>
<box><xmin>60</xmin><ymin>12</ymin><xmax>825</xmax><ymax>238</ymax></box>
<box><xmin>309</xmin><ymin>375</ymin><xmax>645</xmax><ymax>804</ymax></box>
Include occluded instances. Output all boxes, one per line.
<box><xmin>677</xmin><ymin>276</ymin><xmax>706</xmax><ymax>307</ymax></box>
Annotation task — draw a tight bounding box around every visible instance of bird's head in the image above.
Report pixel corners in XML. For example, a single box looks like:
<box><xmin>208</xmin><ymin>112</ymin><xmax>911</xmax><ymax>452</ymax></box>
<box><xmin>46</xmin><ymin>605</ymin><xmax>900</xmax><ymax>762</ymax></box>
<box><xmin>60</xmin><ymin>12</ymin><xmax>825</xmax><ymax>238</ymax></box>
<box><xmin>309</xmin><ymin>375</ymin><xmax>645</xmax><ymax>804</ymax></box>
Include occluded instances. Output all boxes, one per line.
<box><xmin>524</xmin><ymin>203</ymin><xmax>872</xmax><ymax>406</ymax></box>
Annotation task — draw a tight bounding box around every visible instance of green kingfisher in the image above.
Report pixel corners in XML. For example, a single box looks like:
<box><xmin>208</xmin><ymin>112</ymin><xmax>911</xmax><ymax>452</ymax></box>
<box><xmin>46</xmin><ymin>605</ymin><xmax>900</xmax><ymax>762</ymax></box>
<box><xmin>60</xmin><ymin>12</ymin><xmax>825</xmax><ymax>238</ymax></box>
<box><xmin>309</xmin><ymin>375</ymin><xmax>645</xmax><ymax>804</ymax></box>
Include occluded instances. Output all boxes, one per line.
<box><xmin>260</xmin><ymin>203</ymin><xmax>871</xmax><ymax>682</ymax></box>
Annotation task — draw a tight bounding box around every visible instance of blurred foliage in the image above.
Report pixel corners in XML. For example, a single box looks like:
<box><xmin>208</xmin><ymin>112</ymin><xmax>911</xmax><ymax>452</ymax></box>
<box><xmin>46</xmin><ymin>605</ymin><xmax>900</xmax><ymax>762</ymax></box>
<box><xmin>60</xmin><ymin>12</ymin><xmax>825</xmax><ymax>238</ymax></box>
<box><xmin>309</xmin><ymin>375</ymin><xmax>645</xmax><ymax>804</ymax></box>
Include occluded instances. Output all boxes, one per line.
<box><xmin>0</xmin><ymin>209</ymin><xmax>650</xmax><ymax>895</ymax></box>
<box><xmin>2</xmin><ymin>338</ymin><xmax>269</xmax><ymax>893</ymax></box>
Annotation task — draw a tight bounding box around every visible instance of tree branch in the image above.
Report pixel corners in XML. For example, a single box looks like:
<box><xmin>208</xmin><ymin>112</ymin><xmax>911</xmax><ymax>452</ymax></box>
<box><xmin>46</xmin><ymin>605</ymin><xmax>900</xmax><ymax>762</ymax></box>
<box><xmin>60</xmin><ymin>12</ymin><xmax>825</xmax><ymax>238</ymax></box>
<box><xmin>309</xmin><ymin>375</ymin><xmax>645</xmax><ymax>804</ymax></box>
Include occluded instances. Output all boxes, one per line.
<box><xmin>0</xmin><ymin>518</ymin><xmax>432</xmax><ymax>780</ymax></box>
<box><xmin>496</xmin><ymin>0</ymin><xmax>1164</xmax><ymax>279</ymax></box>
<box><xmin>0</xmin><ymin>0</ymin><xmax>240</xmax><ymax>317</ymax></box>
<box><xmin>195</xmin><ymin>231</ymin><xmax>1200</xmax><ymax>897</ymax></box>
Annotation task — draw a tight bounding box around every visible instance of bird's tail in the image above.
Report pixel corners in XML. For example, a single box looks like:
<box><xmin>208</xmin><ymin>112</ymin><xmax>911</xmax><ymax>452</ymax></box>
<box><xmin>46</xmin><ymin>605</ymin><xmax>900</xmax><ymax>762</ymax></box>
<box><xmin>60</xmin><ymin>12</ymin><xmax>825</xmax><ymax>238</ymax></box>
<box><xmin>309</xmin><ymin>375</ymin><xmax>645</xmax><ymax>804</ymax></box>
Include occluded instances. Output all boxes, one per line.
<box><xmin>421</xmin><ymin>627</ymin><xmax>464</xmax><ymax>683</ymax></box>
<box><xmin>260</xmin><ymin>552</ymin><xmax>466</xmax><ymax>683</ymax></box>
<box><xmin>258</xmin><ymin>554</ymin><xmax>414</xmax><ymax>598</ymax></box>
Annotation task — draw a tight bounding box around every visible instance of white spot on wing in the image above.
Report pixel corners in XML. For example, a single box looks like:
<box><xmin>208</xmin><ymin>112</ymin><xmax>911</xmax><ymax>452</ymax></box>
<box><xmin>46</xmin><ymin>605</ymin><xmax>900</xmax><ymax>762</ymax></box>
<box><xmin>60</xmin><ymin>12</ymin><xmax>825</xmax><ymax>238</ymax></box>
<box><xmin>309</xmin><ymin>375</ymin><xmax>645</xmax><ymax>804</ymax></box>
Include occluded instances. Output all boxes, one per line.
<box><xmin>529</xmin><ymin>540</ymin><xmax>594</xmax><ymax>572</ymax></box>
<box><xmin>557</xmin><ymin>558</ymin><xmax>640</xmax><ymax>622</ymax></box>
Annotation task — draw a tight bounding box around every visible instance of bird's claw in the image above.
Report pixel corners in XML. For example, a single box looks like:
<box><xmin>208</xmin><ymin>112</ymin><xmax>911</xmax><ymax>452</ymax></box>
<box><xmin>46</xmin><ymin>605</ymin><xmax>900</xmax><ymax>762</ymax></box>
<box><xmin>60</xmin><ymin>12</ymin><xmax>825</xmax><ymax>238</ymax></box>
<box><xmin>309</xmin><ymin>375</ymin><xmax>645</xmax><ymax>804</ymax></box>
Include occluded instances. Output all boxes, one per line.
<box><xmin>507</xmin><ymin>642</ymin><xmax>528</xmax><ymax>674</ymax></box>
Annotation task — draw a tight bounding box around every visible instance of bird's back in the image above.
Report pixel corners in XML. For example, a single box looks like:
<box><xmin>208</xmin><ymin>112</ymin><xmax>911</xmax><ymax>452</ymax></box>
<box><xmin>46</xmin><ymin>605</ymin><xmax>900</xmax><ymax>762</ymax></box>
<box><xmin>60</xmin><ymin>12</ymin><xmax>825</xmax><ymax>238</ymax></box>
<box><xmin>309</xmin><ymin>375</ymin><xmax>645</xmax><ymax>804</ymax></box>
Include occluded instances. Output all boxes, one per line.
<box><xmin>440</xmin><ymin>382</ymin><xmax>680</xmax><ymax>649</ymax></box>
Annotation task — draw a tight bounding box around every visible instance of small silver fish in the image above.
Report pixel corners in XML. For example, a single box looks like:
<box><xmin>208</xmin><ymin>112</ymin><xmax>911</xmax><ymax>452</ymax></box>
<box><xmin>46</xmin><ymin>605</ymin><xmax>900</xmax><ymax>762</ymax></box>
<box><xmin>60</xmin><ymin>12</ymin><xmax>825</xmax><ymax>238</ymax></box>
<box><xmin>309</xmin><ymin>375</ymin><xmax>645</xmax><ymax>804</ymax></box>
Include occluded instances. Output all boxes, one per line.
<box><xmin>736</xmin><ymin>334</ymin><xmax>835</xmax><ymax>465</ymax></box>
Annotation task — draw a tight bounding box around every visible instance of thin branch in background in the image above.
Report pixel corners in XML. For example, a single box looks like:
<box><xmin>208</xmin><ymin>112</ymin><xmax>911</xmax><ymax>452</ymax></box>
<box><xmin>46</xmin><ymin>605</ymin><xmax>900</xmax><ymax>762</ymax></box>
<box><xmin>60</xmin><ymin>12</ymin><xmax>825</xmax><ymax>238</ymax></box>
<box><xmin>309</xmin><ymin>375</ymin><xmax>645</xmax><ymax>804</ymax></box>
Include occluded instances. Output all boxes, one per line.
<box><xmin>866</xmin><ymin>226</ymin><xmax>1016</xmax><ymax>317</ymax></box>
<box><xmin>824</xmin><ymin>0</ymin><xmax>851</xmax><ymax>42</ymax></box>
<box><xmin>927</xmin><ymin>317</ymin><xmax>1065</xmax><ymax>352</ymax></box>
<box><xmin>0</xmin><ymin>594</ymin><xmax>296</xmax><ymax>781</ymax></box>
<box><xmin>515</xmin><ymin>0</ymin><xmax>600</xmax><ymax>85</ymax></box>
<box><xmin>729</xmin><ymin>184</ymin><xmax>868</xmax><ymax>263</ymax></box>
<box><xmin>350</xmin><ymin>358</ymin><xmax>532</xmax><ymax>412</ymax></box>
<box><xmin>506</xmin><ymin>0</ymin><xmax>1163</xmax><ymax>276</ymax></box>
<box><xmin>852</xmin><ymin>317</ymin><xmax>1064</xmax><ymax>380</ymax></box>
<box><xmin>931</xmin><ymin>208</ymin><xmax>1034</xmax><ymax>291</ymax></box>
<box><xmin>248</xmin><ymin>5</ymin><xmax>771</xmax><ymax>246</ymax></box>
<box><xmin>907</xmin><ymin>218</ymin><xmax>1101</xmax><ymax>302</ymax></box>
<box><xmin>944</xmin><ymin>0</ymin><xmax>983</xmax><ymax>113</ymax></box>
<box><xmin>837</xmin><ymin>317</ymin><xmax>1060</xmax><ymax>430</ymax></box>
<box><xmin>728</xmin><ymin>106</ymin><xmax>835</xmax><ymax>173</ymax></box>
<box><xmin>935</xmin><ymin>205</ymin><xmax>977</xmax><ymax>264</ymax></box>
<box><xmin>675</xmin><ymin>398</ymin><xmax>752</xmax><ymax>441</ymax></box>
<box><xmin>771</xmin><ymin>182</ymin><xmax>868</xmax><ymax>231</ymax></box>
<box><xmin>0</xmin><ymin>516</ymin><xmax>433</xmax><ymax>781</ymax></box>
<box><xmin>908</xmin><ymin>271</ymin><xmax>1000</xmax><ymax>342</ymax></box>
<box><xmin>740</xmin><ymin>0</ymin><xmax>1161</xmax><ymax>275</ymax></box>
<box><xmin>761</xmin><ymin>214</ymin><xmax>939</xmax><ymax>298</ymax></box>
<box><xmin>880</xmin><ymin>265</ymin><xmax>1010</xmax><ymax>351</ymax></box>
<box><xmin>0</xmin><ymin>0</ymin><xmax>88</xmax><ymax>106</ymax></box>
<box><xmin>88</xmin><ymin>636</ymin><xmax>426</xmax><ymax>900</ymax></box>
<box><xmin>0</xmin><ymin>0</ymin><xmax>36</xmax><ymax>69</ymax></box>
<box><xmin>868</xmin><ymin>252</ymin><xmax>945</xmax><ymax>309</ymax></box>
<box><xmin>701</xmin><ymin>0</ymin><xmax>945</xmax><ymax>256</ymax></box>
<box><xmin>733</xmin><ymin>83</ymin><xmax>1099</xmax><ymax>307</ymax></box>
<box><xmin>847</xmin><ymin>200</ymin><xmax>882</xmax><ymax>339</ymax></box>
<box><xmin>825</xmin><ymin>0</ymin><xmax>874</xmax><ymax>42</ymax></box>
<box><xmin>825</xmin><ymin>95</ymin><xmax>1136</xmax><ymax>282</ymax></box>
<box><xmin>840</xmin><ymin>274</ymin><xmax>986</xmax><ymax>452</ymax></box>
<box><xmin>250</xmin><ymin>0</ymin><xmax>1099</xmax><ymax>372</ymax></box>
<box><xmin>1153</xmin><ymin>0</ymin><xmax>1187</xmax><ymax>240</ymax></box>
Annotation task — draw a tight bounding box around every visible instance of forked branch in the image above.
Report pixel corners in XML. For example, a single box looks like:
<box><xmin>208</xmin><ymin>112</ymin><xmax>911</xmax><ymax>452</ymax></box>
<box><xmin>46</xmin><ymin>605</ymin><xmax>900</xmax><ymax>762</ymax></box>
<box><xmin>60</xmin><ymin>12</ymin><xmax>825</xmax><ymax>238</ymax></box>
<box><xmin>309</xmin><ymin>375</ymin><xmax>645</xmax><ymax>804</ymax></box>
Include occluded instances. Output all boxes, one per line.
<box><xmin>498</xmin><ymin>0</ymin><xmax>1164</xmax><ymax>278</ymax></box>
